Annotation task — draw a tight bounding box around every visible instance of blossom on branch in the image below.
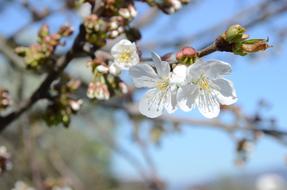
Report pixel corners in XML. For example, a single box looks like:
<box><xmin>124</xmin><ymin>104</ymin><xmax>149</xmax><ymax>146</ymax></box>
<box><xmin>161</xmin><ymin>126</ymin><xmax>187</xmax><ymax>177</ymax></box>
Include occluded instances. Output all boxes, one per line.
<box><xmin>130</xmin><ymin>52</ymin><xmax>186</xmax><ymax>118</ymax></box>
<box><xmin>111</xmin><ymin>39</ymin><xmax>139</xmax><ymax>70</ymax></box>
<box><xmin>177</xmin><ymin>59</ymin><xmax>237</xmax><ymax>118</ymax></box>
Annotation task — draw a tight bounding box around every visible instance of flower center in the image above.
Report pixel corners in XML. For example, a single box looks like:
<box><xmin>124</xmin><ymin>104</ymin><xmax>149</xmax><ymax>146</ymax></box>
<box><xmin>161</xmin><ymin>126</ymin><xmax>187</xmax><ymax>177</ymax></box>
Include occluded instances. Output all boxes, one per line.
<box><xmin>193</xmin><ymin>74</ymin><xmax>210</xmax><ymax>91</ymax></box>
<box><xmin>156</xmin><ymin>79</ymin><xmax>169</xmax><ymax>91</ymax></box>
<box><xmin>118</xmin><ymin>50</ymin><xmax>132</xmax><ymax>63</ymax></box>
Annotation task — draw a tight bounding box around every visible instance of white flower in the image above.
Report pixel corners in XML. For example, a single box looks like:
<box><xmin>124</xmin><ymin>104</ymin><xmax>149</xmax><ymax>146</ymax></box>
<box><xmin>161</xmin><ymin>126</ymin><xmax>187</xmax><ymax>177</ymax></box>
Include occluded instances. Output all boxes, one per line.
<box><xmin>111</xmin><ymin>39</ymin><xmax>139</xmax><ymax>70</ymax></box>
<box><xmin>130</xmin><ymin>52</ymin><xmax>186</xmax><ymax>118</ymax></box>
<box><xmin>177</xmin><ymin>59</ymin><xmax>237</xmax><ymax>118</ymax></box>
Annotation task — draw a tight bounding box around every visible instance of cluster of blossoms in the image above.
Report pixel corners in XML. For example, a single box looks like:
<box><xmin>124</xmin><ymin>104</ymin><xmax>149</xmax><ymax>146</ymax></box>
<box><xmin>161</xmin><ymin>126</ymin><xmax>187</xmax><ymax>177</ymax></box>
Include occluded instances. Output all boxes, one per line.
<box><xmin>144</xmin><ymin>0</ymin><xmax>190</xmax><ymax>14</ymax></box>
<box><xmin>0</xmin><ymin>88</ymin><xmax>10</xmax><ymax>110</ymax></box>
<box><xmin>106</xmin><ymin>39</ymin><xmax>237</xmax><ymax>118</ymax></box>
<box><xmin>0</xmin><ymin>146</ymin><xmax>12</xmax><ymax>175</ymax></box>
<box><xmin>45</xmin><ymin>77</ymin><xmax>82</xmax><ymax>127</ymax></box>
<box><xmin>86</xmin><ymin>56</ymin><xmax>128</xmax><ymax>100</ymax></box>
<box><xmin>15</xmin><ymin>25</ymin><xmax>73</xmax><ymax>70</ymax></box>
<box><xmin>83</xmin><ymin>0</ymin><xmax>138</xmax><ymax>46</ymax></box>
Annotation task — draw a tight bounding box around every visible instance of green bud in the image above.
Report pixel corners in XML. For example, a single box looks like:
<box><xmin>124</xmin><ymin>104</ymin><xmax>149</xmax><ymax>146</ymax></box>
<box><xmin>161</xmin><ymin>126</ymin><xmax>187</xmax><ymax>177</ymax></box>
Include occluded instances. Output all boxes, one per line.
<box><xmin>233</xmin><ymin>39</ymin><xmax>270</xmax><ymax>56</ymax></box>
<box><xmin>224</xmin><ymin>24</ymin><xmax>246</xmax><ymax>43</ymax></box>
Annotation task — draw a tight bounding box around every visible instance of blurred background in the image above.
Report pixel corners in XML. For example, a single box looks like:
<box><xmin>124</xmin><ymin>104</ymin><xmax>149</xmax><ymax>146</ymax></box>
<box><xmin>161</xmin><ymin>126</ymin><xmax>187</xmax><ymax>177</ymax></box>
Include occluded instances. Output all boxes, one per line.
<box><xmin>0</xmin><ymin>0</ymin><xmax>287</xmax><ymax>189</ymax></box>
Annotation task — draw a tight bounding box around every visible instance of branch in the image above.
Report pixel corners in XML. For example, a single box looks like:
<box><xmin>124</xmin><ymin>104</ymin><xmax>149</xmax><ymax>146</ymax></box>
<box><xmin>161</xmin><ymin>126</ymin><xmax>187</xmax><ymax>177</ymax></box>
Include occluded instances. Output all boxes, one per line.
<box><xmin>0</xmin><ymin>25</ymin><xmax>85</xmax><ymax>132</ymax></box>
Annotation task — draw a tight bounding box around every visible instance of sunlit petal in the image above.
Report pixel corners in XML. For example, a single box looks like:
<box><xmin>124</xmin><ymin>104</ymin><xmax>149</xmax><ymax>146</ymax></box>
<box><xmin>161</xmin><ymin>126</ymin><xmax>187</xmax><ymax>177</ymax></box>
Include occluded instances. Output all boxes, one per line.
<box><xmin>151</xmin><ymin>52</ymin><xmax>170</xmax><ymax>78</ymax></box>
<box><xmin>165</xmin><ymin>89</ymin><xmax>178</xmax><ymax>113</ymax></box>
<box><xmin>130</xmin><ymin>64</ymin><xmax>159</xmax><ymax>88</ymax></box>
<box><xmin>212</xmin><ymin>78</ymin><xmax>237</xmax><ymax>105</ymax></box>
<box><xmin>196</xmin><ymin>90</ymin><xmax>220</xmax><ymax>118</ymax></box>
<box><xmin>139</xmin><ymin>89</ymin><xmax>165</xmax><ymax>118</ymax></box>
<box><xmin>170</xmin><ymin>65</ymin><xmax>187</xmax><ymax>84</ymax></box>
<box><xmin>177</xmin><ymin>85</ymin><xmax>199</xmax><ymax>112</ymax></box>
<box><xmin>204</xmin><ymin>60</ymin><xmax>232</xmax><ymax>79</ymax></box>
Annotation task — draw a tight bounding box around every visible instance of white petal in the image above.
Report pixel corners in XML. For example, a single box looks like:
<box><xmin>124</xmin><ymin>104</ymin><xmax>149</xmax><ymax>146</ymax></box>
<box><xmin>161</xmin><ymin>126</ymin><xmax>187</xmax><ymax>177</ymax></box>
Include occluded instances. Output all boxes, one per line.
<box><xmin>170</xmin><ymin>65</ymin><xmax>187</xmax><ymax>84</ymax></box>
<box><xmin>212</xmin><ymin>78</ymin><xmax>237</xmax><ymax>105</ymax></box>
<box><xmin>177</xmin><ymin>85</ymin><xmax>199</xmax><ymax>112</ymax></box>
<box><xmin>151</xmin><ymin>51</ymin><xmax>161</xmax><ymax>64</ymax></box>
<box><xmin>186</xmin><ymin>61</ymin><xmax>204</xmax><ymax>81</ymax></box>
<box><xmin>196</xmin><ymin>90</ymin><xmax>220</xmax><ymax>118</ymax></box>
<box><xmin>204</xmin><ymin>60</ymin><xmax>232</xmax><ymax>79</ymax></box>
<box><xmin>151</xmin><ymin>52</ymin><xmax>170</xmax><ymax>78</ymax></box>
<box><xmin>139</xmin><ymin>89</ymin><xmax>165</xmax><ymax>118</ymax></box>
<box><xmin>111</xmin><ymin>39</ymin><xmax>132</xmax><ymax>54</ymax></box>
<box><xmin>216</xmin><ymin>92</ymin><xmax>238</xmax><ymax>105</ymax></box>
<box><xmin>129</xmin><ymin>64</ymin><xmax>159</xmax><ymax>88</ymax></box>
<box><xmin>165</xmin><ymin>89</ymin><xmax>178</xmax><ymax>113</ymax></box>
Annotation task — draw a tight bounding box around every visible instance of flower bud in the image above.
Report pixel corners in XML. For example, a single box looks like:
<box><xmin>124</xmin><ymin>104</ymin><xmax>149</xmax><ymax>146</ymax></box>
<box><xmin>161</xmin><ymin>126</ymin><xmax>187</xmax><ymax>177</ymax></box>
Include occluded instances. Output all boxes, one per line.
<box><xmin>109</xmin><ymin>63</ymin><xmax>121</xmax><ymax>76</ymax></box>
<box><xmin>87</xmin><ymin>81</ymin><xmax>110</xmax><ymax>100</ymax></box>
<box><xmin>0</xmin><ymin>89</ymin><xmax>10</xmax><ymax>110</ymax></box>
<box><xmin>69</xmin><ymin>99</ymin><xmax>83</xmax><ymax>112</ymax></box>
<box><xmin>119</xmin><ymin>8</ymin><xmax>131</xmax><ymax>19</ymax></box>
<box><xmin>224</xmin><ymin>24</ymin><xmax>246</xmax><ymax>43</ymax></box>
<box><xmin>176</xmin><ymin>47</ymin><xmax>198</xmax><ymax>64</ymax></box>
<box><xmin>109</xmin><ymin>30</ymin><xmax>119</xmax><ymax>39</ymax></box>
<box><xmin>241</xmin><ymin>39</ymin><xmax>270</xmax><ymax>53</ymax></box>
<box><xmin>233</xmin><ymin>39</ymin><xmax>270</xmax><ymax>56</ymax></box>
<box><xmin>96</xmin><ymin>65</ymin><xmax>109</xmax><ymax>73</ymax></box>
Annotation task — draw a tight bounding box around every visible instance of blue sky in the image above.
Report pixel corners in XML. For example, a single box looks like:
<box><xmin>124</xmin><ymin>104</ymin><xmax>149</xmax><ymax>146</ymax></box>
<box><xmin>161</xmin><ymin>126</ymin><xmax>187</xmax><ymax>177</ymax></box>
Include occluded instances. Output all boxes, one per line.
<box><xmin>1</xmin><ymin>0</ymin><xmax>287</xmax><ymax>188</ymax></box>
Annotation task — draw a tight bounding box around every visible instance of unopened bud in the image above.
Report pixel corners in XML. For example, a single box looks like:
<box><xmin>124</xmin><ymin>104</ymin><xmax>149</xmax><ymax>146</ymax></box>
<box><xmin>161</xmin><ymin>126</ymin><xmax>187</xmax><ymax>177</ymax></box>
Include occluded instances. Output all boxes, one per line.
<box><xmin>176</xmin><ymin>47</ymin><xmax>198</xmax><ymax>64</ymax></box>
<box><xmin>109</xmin><ymin>63</ymin><xmax>121</xmax><ymax>76</ymax></box>
<box><xmin>224</xmin><ymin>24</ymin><xmax>246</xmax><ymax>43</ymax></box>
<box><xmin>96</xmin><ymin>65</ymin><xmax>109</xmax><ymax>73</ymax></box>
<box><xmin>69</xmin><ymin>99</ymin><xmax>83</xmax><ymax>112</ymax></box>
<box><xmin>119</xmin><ymin>8</ymin><xmax>131</xmax><ymax>19</ymax></box>
<box><xmin>241</xmin><ymin>39</ymin><xmax>270</xmax><ymax>53</ymax></box>
<box><xmin>87</xmin><ymin>82</ymin><xmax>110</xmax><ymax>100</ymax></box>
<box><xmin>234</xmin><ymin>39</ymin><xmax>270</xmax><ymax>56</ymax></box>
<box><xmin>109</xmin><ymin>30</ymin><xmax>119</xmax><ymax>38</ymax></box>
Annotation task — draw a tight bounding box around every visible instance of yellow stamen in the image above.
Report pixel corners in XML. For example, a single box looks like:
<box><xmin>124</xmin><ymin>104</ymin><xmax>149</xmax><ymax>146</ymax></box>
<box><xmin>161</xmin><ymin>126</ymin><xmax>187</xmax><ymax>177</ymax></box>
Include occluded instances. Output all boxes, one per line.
<box><xmin>156</xmin><ymin>79</ymin><xmax>169</xmax><ymax>91</ymax></box>
<box><xmin>118</xmin><ymin>50</ymin><xmax>132</xmax><ymax>63</ymax></box>
<box><xmin>193</xmin><ymin>74</ymin><xmax>210</xmax><ymax>90</ymax></box>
